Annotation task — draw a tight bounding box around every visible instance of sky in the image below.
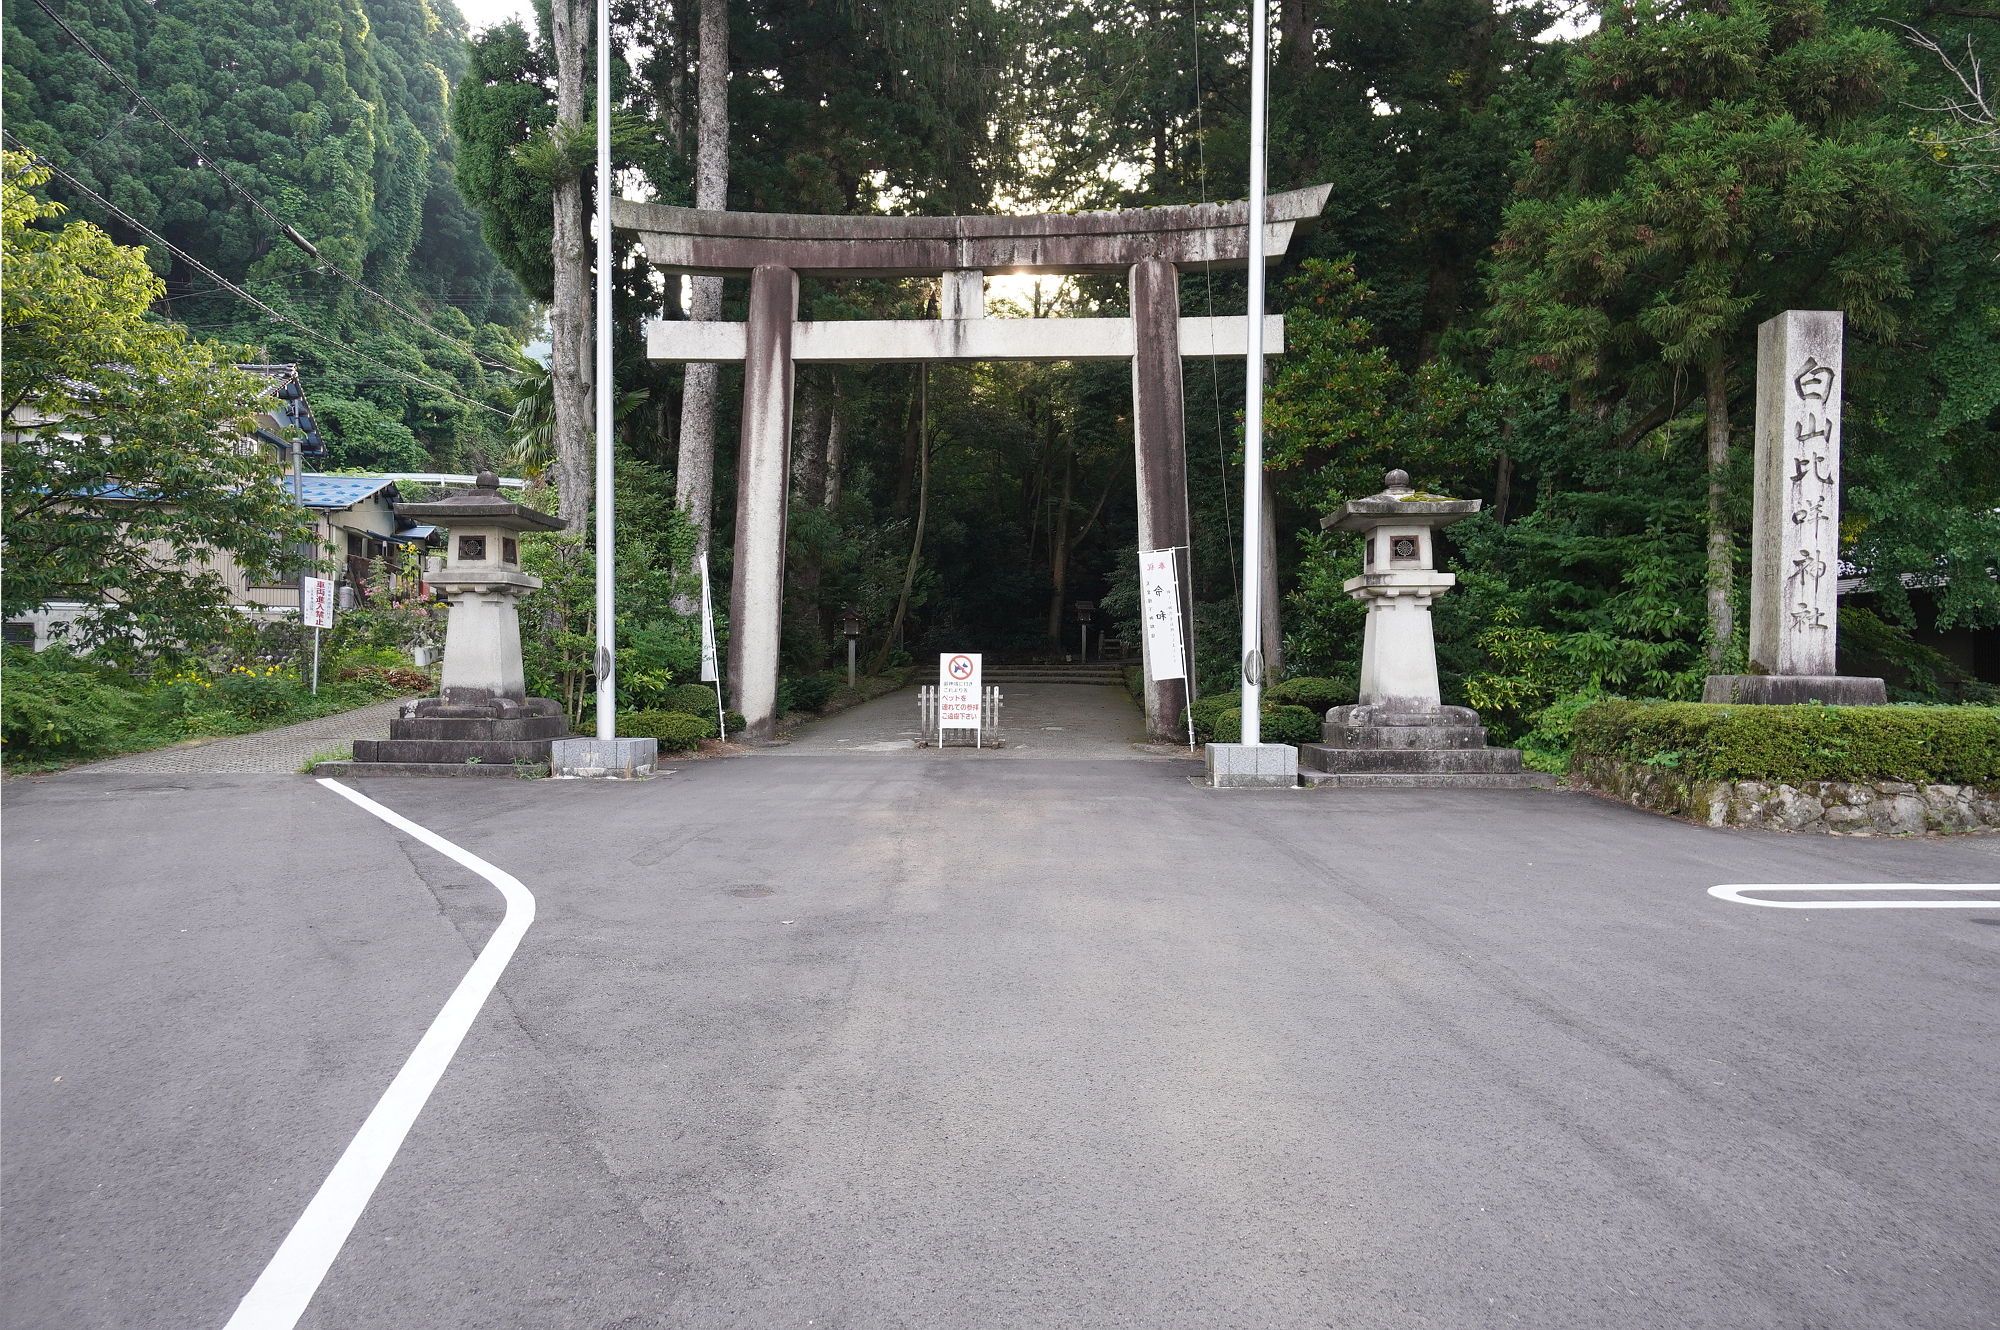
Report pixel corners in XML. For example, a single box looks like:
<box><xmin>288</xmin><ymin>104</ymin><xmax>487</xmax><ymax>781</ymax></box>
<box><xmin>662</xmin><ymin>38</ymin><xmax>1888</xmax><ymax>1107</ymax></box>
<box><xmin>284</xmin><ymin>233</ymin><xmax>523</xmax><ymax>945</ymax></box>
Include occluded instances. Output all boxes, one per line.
<box><xmin>453</xmin><ymin>0</ymin><xmax>537</xmax><ymax>33</ymax></box>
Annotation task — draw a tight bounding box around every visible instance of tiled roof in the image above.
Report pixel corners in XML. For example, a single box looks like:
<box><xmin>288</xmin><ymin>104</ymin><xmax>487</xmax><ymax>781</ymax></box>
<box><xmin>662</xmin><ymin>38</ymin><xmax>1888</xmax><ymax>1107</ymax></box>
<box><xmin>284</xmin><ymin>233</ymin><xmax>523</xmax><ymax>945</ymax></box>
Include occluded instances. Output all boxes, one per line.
<box><xmin>296</xmin><ymin>474</ymin><xmax>397</xmax><ymax>509</ymax></box>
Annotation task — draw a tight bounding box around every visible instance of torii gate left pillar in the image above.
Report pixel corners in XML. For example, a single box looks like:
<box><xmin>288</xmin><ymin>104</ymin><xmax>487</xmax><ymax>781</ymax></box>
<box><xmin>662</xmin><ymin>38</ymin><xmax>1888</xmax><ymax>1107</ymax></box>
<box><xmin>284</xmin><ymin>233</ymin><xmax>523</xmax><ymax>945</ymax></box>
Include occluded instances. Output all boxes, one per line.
<box><xmin>617</xmin><ymin>186</ymin><xmax>1332</xmax><ymax>743</ymax></box>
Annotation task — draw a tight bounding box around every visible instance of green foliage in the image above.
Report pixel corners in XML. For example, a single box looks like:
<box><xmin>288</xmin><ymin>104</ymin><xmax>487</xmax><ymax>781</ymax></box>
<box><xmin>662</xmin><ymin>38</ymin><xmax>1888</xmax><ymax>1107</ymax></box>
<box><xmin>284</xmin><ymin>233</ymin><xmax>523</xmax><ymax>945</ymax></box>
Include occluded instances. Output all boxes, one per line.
<box><xmin>0</xmin><ymin>637</ymin><xmax>429</xmax><ymax>767</ymax></box>
<box><xmin>1184</xmin><ymin>694</ymin><xmax>1322</xmax><ymax>745</ymax></box>
<box><xmin>623</xmin><ymin>710</ymin><xmax>717</xmax><ymax>752</ymax></box>
<box><xmin>210</xmin><ymin>663</ymin><xmax>306</xmax><ymax>720</ymax></box>
<box><xmin>1488</xmin><ymin>0</ymin><xmax>1928</xmax><ymax>396</ymax></box>
<box><xmin>314</xmin><ymin>397</ymin><xmax>429</xmax><ymax>472</ymax></box>
<box><xmin>662</xmin><ymin>682</ymin><xmax>719</xmax><ymax>716</ymax></box>
<box><xmin>1187</xmin><ymin>702</ymin><xmax>1321</xmax><ymax>747</ymax></box>
<box><xmin>1515</xmin><ymin>689</ymin><xmax>1611</xmax><ymax>774</ymax></box>
<box><xmin>1265</xmin><ymin>676</ymin><xmax>1356</xmax><ymax>714</ymax></box>
<box><xmin>1571</xmin><ymin>698</ymin><xmax>2000</xmax><ymax>785</ymax></box>
<box><xmin>517</xmin><ymin>461</ymin><xmax>700</xmax><ymax>725</ymax></box>
<box><xmin>3</xmin><ymin>2</ymin><xmax>529</xmax><ymax>470</ymax></box>
<box><xmin>780</xmin><ymin>672</ymin><xmax>840</xmax><ymax>714</ymax></box>
<box><xmin>1839</xmin><ymin>607</ymin><xmax>1995</xmax><ymax>704</ymax></box>
<box><xmin>1</xmin><ymin>153</ymin><xmax>314</xmax><ymax>662</ymax></box>
<box><xmin>0</xmin><ymin>648</ymin><xmax>144</xmax><ymax>757</ymax></box>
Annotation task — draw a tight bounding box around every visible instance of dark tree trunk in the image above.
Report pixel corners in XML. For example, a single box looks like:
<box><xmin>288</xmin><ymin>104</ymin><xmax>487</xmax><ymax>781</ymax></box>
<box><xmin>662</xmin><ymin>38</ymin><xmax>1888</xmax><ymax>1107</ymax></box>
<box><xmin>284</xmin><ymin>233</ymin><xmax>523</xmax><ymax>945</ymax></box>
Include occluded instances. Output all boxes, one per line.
<box><xmin>548</xmin><ymin>0</ymin><xmax>593</xmax><ymax>530</ymax></box>
<box><xmin>877</xmin><ymin>367</ymin><xmax>929</xmax><ymax>672</ymax></box>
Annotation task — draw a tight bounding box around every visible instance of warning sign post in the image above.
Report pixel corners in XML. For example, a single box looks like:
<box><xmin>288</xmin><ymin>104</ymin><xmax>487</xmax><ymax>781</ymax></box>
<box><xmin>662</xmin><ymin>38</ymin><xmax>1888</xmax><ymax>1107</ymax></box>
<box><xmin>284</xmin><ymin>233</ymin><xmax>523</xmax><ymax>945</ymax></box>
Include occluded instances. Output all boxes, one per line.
<box><xmin>938</xmin><ymin>652</ymin><xmax>983</xmax><ymax>747</ymax></box>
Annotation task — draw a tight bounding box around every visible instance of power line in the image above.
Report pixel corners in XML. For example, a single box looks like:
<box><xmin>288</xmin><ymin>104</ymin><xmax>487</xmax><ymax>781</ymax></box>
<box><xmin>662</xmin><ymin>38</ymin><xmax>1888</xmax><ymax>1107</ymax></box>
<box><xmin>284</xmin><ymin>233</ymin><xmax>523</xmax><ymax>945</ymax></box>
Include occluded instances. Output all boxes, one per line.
<box><xmin>5</xmin><ymin>134</ymin><xmax>513</xmax><ymax>420</ymax></box>
<box><xmin>26</xmin><ymin>0</ymin><xmax>521</xmax><ymax>376</ymax></box>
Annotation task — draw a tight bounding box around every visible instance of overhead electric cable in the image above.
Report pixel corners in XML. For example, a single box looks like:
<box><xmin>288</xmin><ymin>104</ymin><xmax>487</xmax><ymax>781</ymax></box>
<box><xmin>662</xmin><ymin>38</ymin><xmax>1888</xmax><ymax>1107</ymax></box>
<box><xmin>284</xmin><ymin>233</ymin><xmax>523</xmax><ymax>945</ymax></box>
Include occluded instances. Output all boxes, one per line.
<box><xmin>5</xmin><ymin>134</ymin><xmax>512</xmax><ymax>419</ymax></box>
<box><xmin>26</xmin><ymin>0</ymin><xmax>520</xmax><ymax>376</ymax></box>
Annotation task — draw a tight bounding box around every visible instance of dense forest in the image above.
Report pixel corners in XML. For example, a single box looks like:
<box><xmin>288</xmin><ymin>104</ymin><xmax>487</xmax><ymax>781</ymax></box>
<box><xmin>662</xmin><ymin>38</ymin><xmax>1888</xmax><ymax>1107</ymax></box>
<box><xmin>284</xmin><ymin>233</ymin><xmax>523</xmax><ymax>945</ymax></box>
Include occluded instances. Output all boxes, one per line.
<box><xmin>5</xmin><ymin>0</ymin><xmax>1995</xmax><ymax>726</ymax></box>
<box><xmin>3</xmin><ymin>0</ymin><xmax>531</xmax><ymax>471</ymax></box>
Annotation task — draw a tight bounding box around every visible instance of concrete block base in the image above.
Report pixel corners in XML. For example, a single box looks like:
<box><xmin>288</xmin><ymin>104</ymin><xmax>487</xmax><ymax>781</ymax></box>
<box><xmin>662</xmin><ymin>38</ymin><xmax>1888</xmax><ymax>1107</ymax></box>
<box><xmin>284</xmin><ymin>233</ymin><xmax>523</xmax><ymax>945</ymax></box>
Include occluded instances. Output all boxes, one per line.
<box><xmin>551</xmin><ymin>736</ymin><xmax>659</xmax><ymax>779</ymax></box>
<box><xmin>1205</xmin><ymin>742</ymin><xmax>1299</xmax><ymax>788</ymax></box>
<box><xmin>1702</xmin><ymin>674</ymin><xmax>1888</xmax><ymax>706</ymax></box>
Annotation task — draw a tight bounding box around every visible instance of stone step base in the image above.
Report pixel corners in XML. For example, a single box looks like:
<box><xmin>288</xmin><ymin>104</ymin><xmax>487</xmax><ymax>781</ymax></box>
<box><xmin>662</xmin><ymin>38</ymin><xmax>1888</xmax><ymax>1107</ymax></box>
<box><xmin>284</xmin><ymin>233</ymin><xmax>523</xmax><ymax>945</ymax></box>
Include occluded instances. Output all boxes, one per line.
<box><xmin>353</xmin><ymin>737</ymin><xmax>561</xmax><ymax>764</ymax></box>
<box><xmin>987</xmin><ymin>671</ymin><xmax>1125</xmax><ymax>684</ymax></box>
<box><xmin>1299</xmin><ymin>770</ymin><xmax>1556</xmax><ymax>789</ymax></box>
<box><xmin>1322</xmin><ymin>724</ymin><xmax>1489</xmax><ymax>749</ymax></box>
<box><xmin>313</xmin><ymin>759</ymin><xmax>538</xmax><ymax>780</ymax></box>
<box><xmin>388</xmin><ymin>714</ymin><xmax>568</xmax><ymax>742</ymax></box>
<box><xmin>1301</xmin><ymin>744</ymin><xmax>1527</xmax><ymax>775</ymax></box>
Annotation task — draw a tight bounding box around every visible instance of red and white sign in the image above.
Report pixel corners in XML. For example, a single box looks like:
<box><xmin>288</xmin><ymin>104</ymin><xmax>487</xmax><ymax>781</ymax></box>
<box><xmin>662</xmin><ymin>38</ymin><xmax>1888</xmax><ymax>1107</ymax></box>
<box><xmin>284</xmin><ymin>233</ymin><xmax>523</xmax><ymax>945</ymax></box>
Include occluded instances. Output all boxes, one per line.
<box><xmin>938</xmin><ymin>652</ymin><xmax>982</xmax><ymax>735</ymax></box>
<box><xmin>302</xmin><ymin>576</ymin><xmax>337</xmax><ymax>630</ymax></box>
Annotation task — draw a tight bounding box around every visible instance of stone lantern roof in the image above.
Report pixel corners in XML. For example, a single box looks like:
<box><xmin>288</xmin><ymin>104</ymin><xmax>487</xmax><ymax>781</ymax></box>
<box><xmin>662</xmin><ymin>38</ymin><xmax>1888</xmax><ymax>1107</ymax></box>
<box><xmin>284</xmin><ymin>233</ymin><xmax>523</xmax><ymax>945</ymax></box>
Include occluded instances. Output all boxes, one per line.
<box><xmin>1321</xmin><ymin>470</ymin><xmax>1480</xmax><ymax>532</ymax></box>
<box><xmin>392</xmin><ymin>472</ymin><xmax>566</xmax><ymax>533</ymax></box>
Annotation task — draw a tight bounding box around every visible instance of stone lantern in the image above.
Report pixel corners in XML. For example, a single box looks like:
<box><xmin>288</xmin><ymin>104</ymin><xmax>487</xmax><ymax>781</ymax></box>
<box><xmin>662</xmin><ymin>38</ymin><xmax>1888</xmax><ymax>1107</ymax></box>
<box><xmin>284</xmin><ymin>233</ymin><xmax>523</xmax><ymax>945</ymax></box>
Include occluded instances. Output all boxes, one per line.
<box><xmin>1299</xmin><ymin>469</ymin><xmax>1549</xmax><ymax>788</ymax></box>
<box><xmin>315</xmin><ymin>473</ymin><xmax>580</xmax><ymax>778</ymax></box>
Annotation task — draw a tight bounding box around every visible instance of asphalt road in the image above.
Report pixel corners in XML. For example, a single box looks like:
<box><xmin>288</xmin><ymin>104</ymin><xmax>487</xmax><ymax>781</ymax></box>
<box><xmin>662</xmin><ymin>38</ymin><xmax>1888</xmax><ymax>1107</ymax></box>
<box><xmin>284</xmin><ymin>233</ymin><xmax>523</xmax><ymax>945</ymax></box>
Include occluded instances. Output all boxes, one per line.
<box><xmin>4</xmin><ymin>757</ymin><xmax>1997</xmax><ymax>1329</ymax></box>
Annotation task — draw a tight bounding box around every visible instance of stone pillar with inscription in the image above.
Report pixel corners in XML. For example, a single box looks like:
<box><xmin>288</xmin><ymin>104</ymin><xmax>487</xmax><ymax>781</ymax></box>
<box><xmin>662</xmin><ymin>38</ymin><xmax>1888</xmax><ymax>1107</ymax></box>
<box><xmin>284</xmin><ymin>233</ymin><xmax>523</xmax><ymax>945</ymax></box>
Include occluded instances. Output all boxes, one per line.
<box><xmin>1704</xmin><ymin>310</ymin><xmax>1885</xmax><ymax>706</ymax></box>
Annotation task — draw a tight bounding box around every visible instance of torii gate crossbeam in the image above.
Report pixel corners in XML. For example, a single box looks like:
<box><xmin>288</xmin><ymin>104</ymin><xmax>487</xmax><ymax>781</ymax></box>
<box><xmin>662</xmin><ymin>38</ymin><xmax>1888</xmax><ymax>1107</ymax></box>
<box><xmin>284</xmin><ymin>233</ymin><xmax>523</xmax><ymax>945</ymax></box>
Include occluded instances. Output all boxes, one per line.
<box><xmin>614</xmin><ymin>184</ymin><xmax>1332</xmax><ymax>743</ymax></box>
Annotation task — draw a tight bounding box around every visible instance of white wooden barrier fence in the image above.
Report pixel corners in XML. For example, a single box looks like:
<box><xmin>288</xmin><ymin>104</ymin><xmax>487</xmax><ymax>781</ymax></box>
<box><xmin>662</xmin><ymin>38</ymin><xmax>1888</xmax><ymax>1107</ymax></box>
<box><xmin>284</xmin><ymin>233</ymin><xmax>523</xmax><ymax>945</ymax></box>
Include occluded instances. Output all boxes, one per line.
<box><xmin>917</xmin><ymin>684</ymin><xmax>1003</xmax><ymax>746</ymax></box>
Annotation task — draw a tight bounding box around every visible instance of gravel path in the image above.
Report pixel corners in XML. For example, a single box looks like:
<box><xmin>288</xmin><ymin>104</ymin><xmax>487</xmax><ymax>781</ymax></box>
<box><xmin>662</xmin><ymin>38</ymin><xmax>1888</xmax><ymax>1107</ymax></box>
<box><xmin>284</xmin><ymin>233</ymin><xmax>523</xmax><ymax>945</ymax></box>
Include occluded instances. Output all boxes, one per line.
<box><xmin>67</xmin><ymin>698</ymin><xmax>407</xmax><ymax>775</ymax></box>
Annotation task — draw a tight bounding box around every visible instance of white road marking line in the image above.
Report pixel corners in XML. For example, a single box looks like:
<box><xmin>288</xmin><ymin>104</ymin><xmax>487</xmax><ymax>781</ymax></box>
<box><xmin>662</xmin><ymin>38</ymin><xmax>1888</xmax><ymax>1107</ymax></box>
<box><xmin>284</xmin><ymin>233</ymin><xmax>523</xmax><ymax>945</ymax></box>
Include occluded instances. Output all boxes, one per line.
<box><xmin>1710</xmin><ymin>883</ymin><xmax>2000</xmax><ymax>909</ymax></box>
<box><xmin>222</xmin><ymin>778</ymin><xmax>536</xmax><ymax>1330</ymax></box>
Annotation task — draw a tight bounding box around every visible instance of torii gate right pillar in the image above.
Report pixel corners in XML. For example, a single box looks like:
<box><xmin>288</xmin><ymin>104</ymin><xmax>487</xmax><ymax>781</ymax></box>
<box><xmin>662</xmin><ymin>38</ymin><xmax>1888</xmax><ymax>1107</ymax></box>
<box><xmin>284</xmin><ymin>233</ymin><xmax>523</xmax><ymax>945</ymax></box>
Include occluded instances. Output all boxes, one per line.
<box><xmin>1130</xmin><ymin>257</ymin><xmax>1195</xmax><ymax>741</ymax></box>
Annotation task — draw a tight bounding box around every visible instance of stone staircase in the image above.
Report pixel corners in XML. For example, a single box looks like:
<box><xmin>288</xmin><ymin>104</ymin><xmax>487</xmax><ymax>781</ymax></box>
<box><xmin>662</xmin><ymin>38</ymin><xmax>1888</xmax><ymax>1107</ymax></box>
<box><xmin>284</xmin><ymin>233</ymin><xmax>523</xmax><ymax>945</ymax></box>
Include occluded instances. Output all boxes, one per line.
<box><xmin>985</xmin><ymin>661</ymin><xmax>1128</xmax><ymax>686</ymax></box>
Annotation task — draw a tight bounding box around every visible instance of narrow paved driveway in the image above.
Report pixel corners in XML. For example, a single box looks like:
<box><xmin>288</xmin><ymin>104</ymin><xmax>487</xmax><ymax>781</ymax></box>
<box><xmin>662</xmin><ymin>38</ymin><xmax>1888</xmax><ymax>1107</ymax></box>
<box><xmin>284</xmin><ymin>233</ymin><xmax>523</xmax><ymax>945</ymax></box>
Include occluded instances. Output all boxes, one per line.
<box><xmin>770</xmin><ymin>681</ymin><xmax>1156</xmax><ymax>757</ymax></box>
<box><xmin>5</xmin><ymin>760</ymin><xmax>1997</xmax><ymax>1328</ymax></box>
<box><xmin>72</xmin><ymin>698</ymin><xmax>406</xmax><ymax>775</ymax></box>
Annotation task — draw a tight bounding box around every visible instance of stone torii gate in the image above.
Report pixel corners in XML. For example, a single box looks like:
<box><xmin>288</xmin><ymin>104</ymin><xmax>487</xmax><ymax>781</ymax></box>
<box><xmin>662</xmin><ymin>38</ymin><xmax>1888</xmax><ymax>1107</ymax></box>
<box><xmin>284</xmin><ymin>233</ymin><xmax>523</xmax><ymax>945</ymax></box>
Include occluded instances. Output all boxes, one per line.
<box><xmin>613</xmin><ymin>185</ymin><xmax>1331</xmax><ymax>742</ymax></box>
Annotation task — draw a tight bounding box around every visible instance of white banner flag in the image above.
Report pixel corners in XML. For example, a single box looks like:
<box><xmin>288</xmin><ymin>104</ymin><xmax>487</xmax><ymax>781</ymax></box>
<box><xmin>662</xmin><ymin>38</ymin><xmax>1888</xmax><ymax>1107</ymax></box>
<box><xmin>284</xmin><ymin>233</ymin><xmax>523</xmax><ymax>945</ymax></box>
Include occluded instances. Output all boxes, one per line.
<box><xmin>1138</xmin><ymin>548</ymin><xmax>1185</xmax><ymax>682</ymax></box>
<box><xmin>698</xmin><ymin>553</ymin><xmax>720</xmax><ymax>683</ymax></box>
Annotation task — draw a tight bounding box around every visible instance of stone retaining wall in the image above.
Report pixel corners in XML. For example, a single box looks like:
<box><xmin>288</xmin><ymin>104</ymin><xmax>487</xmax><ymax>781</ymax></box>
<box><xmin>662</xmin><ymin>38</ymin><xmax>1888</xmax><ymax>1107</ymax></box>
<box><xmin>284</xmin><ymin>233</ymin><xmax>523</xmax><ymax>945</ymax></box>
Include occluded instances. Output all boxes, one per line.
<box><xmin>1573</xmin><ymin>756</ymin><xmax>2000</xmax><ymax>834</ymax></box>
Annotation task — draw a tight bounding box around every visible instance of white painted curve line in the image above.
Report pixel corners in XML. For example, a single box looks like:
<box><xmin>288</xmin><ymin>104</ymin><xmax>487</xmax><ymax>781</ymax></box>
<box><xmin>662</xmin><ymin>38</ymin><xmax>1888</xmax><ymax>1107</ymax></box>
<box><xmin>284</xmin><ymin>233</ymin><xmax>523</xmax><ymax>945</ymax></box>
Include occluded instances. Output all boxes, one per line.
<box><xmin>1710</xmin><ymin>883</ymin><xmax>2000</xmax><ymax>910</ymax></box>
<box><xmin>222</xmin><ymin>778</ymin><xmax>536</xmax><ymax>1330</ymax></box>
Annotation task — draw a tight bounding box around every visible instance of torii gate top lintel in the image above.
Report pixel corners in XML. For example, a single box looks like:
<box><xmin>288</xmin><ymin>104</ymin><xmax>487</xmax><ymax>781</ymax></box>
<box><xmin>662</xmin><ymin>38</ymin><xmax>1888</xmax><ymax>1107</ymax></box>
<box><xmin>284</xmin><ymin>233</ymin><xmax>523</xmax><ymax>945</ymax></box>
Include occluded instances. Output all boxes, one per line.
<box><xmin>612</xmin><ymin>183</ymin><xmax>1331</xmax><ymax>278</ymax></box>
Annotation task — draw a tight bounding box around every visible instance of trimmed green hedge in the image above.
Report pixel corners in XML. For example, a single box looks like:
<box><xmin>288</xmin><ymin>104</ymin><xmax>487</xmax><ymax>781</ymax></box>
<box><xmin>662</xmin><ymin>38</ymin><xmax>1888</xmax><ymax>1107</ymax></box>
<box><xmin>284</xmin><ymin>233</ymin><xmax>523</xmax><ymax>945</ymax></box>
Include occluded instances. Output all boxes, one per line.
<box><xmin>664</xmin><ymin>682</ymin><xmax>719</xmax><ymax>716</ymax></box>
<box><xmin>1571</xmin><ymin>700</ymin><xmax>2000</xmax><ymax>786</ymax></box>
<box><xmin>622</xmin><ymin>709</ymin><xmax>718</xmax><ymax>752</ymax></box>
<box><xmin>1265</xmin><ymin>676</ymin><xmax>1356</xmax><ymax>714</ymax></box>
<box><xmin>1182</xmin><ymin>695</ymin><xmax>1322</xmax><ymax>745</ymax></box>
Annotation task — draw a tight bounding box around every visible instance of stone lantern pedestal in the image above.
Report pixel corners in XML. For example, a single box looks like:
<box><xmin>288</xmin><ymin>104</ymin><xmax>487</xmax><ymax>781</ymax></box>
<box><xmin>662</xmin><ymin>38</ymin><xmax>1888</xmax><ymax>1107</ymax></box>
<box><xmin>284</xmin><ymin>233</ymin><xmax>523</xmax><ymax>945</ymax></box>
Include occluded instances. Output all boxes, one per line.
<box><xmin>313</xmin><ymin>474</ymin><xmax>620</xmax><ymax>779</ymax></box>
<box><xmin>1299</xmin><ymin>470</ymin><xmax>1550</xmax><ymax>789</ymax></box>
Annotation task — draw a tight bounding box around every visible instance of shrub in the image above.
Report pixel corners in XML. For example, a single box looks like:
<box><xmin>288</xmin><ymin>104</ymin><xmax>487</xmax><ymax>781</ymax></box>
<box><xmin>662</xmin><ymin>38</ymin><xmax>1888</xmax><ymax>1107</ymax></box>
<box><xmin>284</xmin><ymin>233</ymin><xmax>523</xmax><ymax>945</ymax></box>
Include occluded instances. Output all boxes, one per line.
<box><xmin>0</xmin><ymin>649</ymin><xmax>145</xmax><ymax>758</ymax></box>
<box><xmin>1266</xmin><ymin>676</ymin><xmax>1355</xmax><ymax>714</ymax></box>
<box><xmin>1517</xmin><ymin>690</ymin><xmax>1609</xmax><ymax>774</ymax></box>
<box><xmin>781</xmin><ymin>672</ymin><xmax>837</xmax><ymax>714</ymax></box>
<box><xmin>211</xmin><ymin>664</ymin><xmax>304</xmax><ymax>720</ymax></box>
<box><xmin>1571</xmin><ymin>700</ymin><xmax>2000</xmax><ymax>786</ymax></box>
<box><xmin>1183</xmin><ymin>699</ymin><xmax>1322</xmax><ymax>745</ymax></box>
<box><xmin>622</xmin><ymin>709</ymin><xmax>717</xmax><ymax>752</ymax></box>
<box><xmin>661</xmin><ymin>682</ymin><xmax>716</xmax><ymax>715</ymax></box>
<box><xmin>339</xmin><ymin>665</ymin><xmax>434</xmax><ymax>695</ymax></box>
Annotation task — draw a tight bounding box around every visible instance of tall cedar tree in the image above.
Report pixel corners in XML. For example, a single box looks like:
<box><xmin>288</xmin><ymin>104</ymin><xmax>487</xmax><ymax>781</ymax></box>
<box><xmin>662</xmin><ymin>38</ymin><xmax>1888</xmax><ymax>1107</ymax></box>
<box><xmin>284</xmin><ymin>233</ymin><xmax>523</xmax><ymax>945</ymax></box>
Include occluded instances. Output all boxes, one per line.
<box><xmin>1487</xmin><ymin>0</ymin><xmax>1930</xmax><ymax>662</ymax></box>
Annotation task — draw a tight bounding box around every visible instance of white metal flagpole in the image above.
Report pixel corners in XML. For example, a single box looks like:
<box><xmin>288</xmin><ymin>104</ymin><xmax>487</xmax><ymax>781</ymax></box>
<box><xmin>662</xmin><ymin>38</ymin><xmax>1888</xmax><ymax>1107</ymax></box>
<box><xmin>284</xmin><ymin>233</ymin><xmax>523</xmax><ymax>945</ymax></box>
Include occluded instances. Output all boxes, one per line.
<box><xmin>593</xmin><ymin>0</ymin><xmax>616</xmax><ymax>741</ymax></box>
<box><xmin>1237</xmin><ymin>0</ymin><xmax>1271</xmax><ymax>747</ymax></box>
